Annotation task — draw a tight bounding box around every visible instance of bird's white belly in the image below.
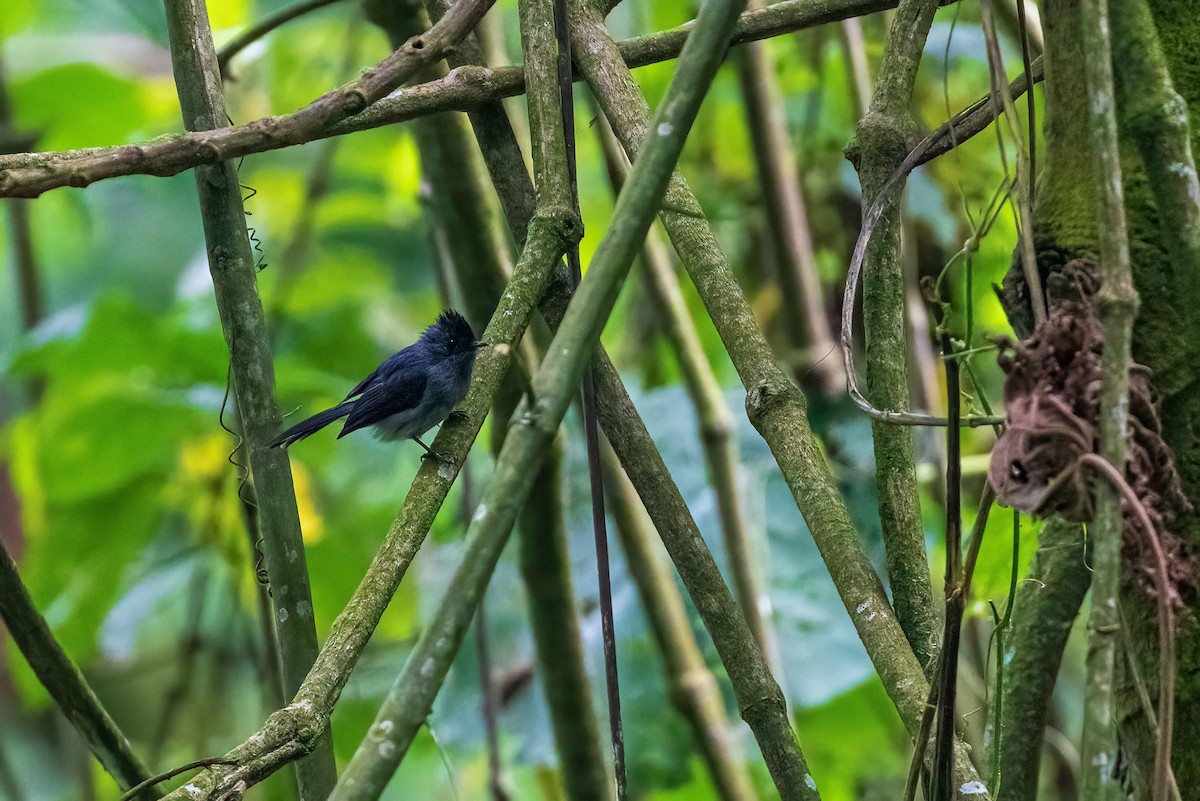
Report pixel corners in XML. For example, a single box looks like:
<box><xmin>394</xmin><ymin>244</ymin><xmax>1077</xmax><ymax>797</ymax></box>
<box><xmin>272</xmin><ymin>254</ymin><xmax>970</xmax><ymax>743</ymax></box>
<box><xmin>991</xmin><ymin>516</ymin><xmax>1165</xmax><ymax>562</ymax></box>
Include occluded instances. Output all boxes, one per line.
<box><xmin>372</xmin><ymin>395</ymin><xmax>455</xmax><ymax>441</ymax></box>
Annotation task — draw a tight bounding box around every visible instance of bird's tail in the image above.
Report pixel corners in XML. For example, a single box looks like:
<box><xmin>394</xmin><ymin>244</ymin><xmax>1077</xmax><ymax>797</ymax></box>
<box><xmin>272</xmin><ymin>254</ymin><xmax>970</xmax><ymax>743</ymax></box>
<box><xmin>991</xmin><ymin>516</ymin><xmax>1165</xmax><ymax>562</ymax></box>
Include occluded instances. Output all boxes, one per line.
<box><xmin>271</xmin><ymin>402</ymin><xmax>354</xmax><ymax>448</ymax></box>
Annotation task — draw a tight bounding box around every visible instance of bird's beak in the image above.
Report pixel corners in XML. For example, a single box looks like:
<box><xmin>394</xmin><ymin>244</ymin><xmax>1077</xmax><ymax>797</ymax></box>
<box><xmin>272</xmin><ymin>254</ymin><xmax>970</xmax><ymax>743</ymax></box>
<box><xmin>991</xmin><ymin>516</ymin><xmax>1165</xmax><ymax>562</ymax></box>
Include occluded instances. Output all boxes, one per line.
<box><xmin>473</xmin><ymin>340</ymin><xmax>491</xmax><ymax>349</ymax></box>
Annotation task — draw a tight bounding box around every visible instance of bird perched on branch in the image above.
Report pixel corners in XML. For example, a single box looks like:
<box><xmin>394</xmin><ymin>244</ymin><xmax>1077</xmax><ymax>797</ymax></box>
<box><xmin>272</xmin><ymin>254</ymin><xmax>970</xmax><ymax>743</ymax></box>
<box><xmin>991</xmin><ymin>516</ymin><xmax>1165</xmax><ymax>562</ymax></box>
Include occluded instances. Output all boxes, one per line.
<box><xmin>271</xmin><ymin>309</ymin><xmax>487</xmax><ymax>456</ymax></box>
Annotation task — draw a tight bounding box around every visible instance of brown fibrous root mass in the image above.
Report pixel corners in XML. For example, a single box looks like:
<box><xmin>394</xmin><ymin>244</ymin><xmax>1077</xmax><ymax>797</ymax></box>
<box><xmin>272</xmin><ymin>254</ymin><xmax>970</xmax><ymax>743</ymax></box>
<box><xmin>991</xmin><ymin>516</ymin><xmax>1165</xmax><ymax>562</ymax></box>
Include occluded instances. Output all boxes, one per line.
<box><xmin>988</xmin><ymin>259</ymin><xmax>1194</xmax><ymax>605</ymax></box>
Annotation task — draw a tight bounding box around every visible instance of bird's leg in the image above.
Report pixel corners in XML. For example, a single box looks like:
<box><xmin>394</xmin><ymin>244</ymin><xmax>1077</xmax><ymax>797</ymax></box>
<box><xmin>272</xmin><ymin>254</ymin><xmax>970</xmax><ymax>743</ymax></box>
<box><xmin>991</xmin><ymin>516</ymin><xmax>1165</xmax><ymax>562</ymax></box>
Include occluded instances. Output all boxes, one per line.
<box><xmin>415</xmin><ymin>435</ymin><xmax>453</xmax><ymax>465</ymax></box>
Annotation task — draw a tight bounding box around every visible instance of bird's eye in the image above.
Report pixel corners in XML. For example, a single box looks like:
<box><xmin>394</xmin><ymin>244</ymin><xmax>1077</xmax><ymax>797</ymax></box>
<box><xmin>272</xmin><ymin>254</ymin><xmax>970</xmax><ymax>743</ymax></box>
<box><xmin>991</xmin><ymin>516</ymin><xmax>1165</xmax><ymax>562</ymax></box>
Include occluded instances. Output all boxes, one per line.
<box><xmin>1009</xmin><ymin>460</ymin><xmax>1028</xmax><ymax>483</ymax></box>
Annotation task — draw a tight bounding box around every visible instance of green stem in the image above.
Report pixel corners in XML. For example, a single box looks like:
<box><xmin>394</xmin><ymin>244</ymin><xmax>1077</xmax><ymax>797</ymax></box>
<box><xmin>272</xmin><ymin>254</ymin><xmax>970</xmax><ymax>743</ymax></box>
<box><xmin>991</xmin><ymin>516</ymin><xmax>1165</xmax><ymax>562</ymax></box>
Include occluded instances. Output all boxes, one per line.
<box><xmin>162</xmin><ymin>2</ymin><xmax>336</xmax><ymax>797</ymax></box>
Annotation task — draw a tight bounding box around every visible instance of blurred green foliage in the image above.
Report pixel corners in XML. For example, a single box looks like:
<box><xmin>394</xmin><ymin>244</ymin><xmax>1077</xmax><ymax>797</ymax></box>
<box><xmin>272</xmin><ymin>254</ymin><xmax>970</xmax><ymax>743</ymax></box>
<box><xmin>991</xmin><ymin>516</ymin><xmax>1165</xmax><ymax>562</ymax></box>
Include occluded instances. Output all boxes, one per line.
<box><xmin>0</xmin><ymin>1</ymin><xmax>1080</xmax><ymax>800</ymax></box>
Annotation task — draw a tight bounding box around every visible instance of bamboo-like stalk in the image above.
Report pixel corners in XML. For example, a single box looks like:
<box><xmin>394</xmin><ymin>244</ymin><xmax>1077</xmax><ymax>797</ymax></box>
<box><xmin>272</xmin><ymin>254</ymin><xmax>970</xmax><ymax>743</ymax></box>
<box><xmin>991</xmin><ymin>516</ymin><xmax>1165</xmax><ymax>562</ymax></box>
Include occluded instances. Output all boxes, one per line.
<box><xmin>735</xmin><ymin>0</ymin><xmax>840</xmax><ymax>391</ymax></box>
<box><xmin>602</xmin><ymin>445</ymin><xmax>758</xmax><ymax>801</ymax></box>
<box><xmin>0</xmin><ymin>541</ymin><xmax>157</xmax><ymax>798</ymax></box>
<box><xmin>847</xmin><ymin>0</ymin><xmax>941</xmax><ymax>672</ymax></box>
<box><xmin>517</xmin><ymin>438</ymin><xmax>613</xmax><ymax>801</ymax></box>
<box><xmin>0</xmin><ymin>0</ymin><xmax>934</xmax><ymax>197</ymax></box>
<box><xmin>326</xmin><ymin>5</ymin><xmax>807</xmax><ymax>798</ymax></box>
<box><xmin>568</xmin><ymin>9</ymin><xmax>986</xmax><ymax>794</ymax></box>
<box><xmin>591</xmin><ymin>111</ymin><xmax>776</xmax><ymax>668</ymax></box>
<box><xmin>161</xmin><ymin>2</ymin><xmax>337</xmax><ymax>797</ymax></box>
<box><xmin>1079</xmin><ymin>0</ymin><xmax>1138</xmax><ymax>795</ymax></box>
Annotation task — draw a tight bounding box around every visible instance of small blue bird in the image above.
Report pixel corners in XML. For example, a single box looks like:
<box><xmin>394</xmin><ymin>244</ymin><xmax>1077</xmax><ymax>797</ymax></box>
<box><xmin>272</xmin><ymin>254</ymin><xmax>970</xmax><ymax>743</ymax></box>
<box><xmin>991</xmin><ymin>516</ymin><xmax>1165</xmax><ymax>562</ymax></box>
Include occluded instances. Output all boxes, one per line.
<box><xmin>271</xmin><ymin>310</ymin><xmax>487</xmax><ymax>455</ymax></box>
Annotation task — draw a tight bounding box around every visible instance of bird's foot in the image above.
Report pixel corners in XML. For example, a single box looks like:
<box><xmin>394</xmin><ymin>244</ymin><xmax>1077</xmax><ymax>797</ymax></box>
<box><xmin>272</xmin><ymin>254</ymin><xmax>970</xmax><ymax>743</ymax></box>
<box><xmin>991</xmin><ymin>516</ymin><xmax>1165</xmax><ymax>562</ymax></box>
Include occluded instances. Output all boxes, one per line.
<box><xmin>447</xmin><ymin>409</ymin><xmax>469</xmax><ymax>423</ymax></box>
<box><xmin>420</xmin><ymin>450</ymin><xmax>456</xmax><ymax>466</ymax></box>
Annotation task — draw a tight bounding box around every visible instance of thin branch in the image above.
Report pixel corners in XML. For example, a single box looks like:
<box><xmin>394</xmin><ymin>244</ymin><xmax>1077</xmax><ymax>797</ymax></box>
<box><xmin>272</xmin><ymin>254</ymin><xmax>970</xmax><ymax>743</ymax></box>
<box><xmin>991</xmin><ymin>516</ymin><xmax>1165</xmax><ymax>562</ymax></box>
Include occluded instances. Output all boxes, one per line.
<box><xmin>551</xmin><ymin>0</ymin><xmax>628</xmax><ymax>791</ymax></box>
<box><xmin>327</xmin><ymin>4</ymin><xmax>763</xmax><ymax>798</ymax></box>
<box><xmin>1078</xmin><ymin>0</ymin><xmax>1137</xmax><ymax>795</ymax></box>
<box><xmin>0</xmin><ymin>0</ymin><xmax>955</xmax><ymax>198</ymax></box>
<box><xmin>217</xmin><ymin>0</ymin><xmax>348</xmax><ymax>76</ymax></box>
<box><xmin>0</xmin><ymin>540</ymin><xmax>157</xmax><ymax>798</ymax></box>
<box><xmin>570</xmin><ymin>6</ymin><xmax>988</xmax><ymax>794</ymax></box>
<box><xmin>163</xmin><ymin>0</ymin><xmax>338</xmax><ymax>795</ymax></box>
<box><xmin>931</xmin><ymin>333</ymin><xmax>965</xmax><ymax>801</ymax></box>
<box><xmin>118</xmin><ymin>759</ymin><xmax>236</xmax><ymax>801</ymax></box>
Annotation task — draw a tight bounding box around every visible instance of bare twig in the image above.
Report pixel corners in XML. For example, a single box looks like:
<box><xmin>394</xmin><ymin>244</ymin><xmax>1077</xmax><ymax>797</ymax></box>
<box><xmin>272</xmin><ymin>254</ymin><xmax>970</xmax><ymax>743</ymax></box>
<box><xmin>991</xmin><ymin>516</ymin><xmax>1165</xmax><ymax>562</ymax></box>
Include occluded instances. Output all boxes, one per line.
<box><xmin>217</xmin><ymin>0</ymin><xmax>348</xmax><ymax>75</ymax></box>
<box><xmin>118</xmin><ymin>759</ymin><xmax>236</xmax><ymax>801</ymax></box>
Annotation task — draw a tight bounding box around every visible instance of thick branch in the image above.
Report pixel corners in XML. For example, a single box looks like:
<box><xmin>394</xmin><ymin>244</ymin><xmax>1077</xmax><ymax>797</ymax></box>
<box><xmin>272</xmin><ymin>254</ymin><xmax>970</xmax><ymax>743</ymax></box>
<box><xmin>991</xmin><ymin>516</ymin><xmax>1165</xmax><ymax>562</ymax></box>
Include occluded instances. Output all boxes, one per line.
<box><xmin>162</xmin><ymin>1</ymin><xmax>336</xmax><ymax>797</ymax></box>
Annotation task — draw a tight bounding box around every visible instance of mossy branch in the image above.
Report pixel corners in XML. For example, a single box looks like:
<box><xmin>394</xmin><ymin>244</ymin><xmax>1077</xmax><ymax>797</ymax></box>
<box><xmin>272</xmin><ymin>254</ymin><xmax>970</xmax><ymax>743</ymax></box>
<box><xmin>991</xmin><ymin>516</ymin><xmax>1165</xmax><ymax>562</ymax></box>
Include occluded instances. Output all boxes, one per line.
<box><xmin>571</xmin><ymin>3</ymin><xmax>987</xmax><ymax>795</ymax></box>
<box><xmin>848</xmin><ymin>0</ymin><xmax>941</xmax><ymax>672</ymax></box>
<box><xmin>162</xmin><ymin>1</ymin><xmax>336</xmax><ymax>796</ymax></box>
<box><xmin>996</xmin><ymin>521</ymin><xmax>1089</xmax><ymax>801</ymax></box>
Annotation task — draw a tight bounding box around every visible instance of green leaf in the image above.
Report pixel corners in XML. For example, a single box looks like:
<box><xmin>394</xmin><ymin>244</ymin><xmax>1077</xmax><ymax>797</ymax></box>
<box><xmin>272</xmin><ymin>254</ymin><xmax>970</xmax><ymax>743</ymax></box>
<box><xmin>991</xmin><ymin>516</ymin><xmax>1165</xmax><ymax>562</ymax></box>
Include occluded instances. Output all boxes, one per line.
<box><xmin>10</xmin><ymin>64</ymin><xmax>149</xmax><ymax>150</ymax></box>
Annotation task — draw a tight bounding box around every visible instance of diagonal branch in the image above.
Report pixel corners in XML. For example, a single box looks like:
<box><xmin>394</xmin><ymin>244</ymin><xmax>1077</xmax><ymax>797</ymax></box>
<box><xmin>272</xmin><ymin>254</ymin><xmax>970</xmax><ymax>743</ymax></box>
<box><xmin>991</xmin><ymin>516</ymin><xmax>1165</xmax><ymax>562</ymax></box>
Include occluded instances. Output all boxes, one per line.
<box><xmin>848</xmin><ymin>0</ymin><xmax>942</xmax><ymax>673</ymax></box>
<box><xmin>0</xmin><ymin>541</ymin><xmax>157</xmax><ymax>798</ymax></box>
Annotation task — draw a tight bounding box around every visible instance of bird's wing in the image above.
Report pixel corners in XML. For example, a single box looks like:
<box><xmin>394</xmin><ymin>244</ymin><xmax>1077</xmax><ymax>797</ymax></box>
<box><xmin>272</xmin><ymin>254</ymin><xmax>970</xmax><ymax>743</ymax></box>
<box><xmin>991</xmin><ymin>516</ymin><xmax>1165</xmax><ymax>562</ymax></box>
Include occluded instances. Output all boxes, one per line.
<box><xmin>342</xmin><ymin>345</ymin><xmax>412</xmax><ymax>400</ymax></box>
<box><xmin>339</xmin><ymin>370</ymin><xmax>428</xmax><ymax>437</ymax></box>
<box><xmin>343</xmin><ymin>367</ymin><xmax>380</xmax><ymax>401</ymax></box>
